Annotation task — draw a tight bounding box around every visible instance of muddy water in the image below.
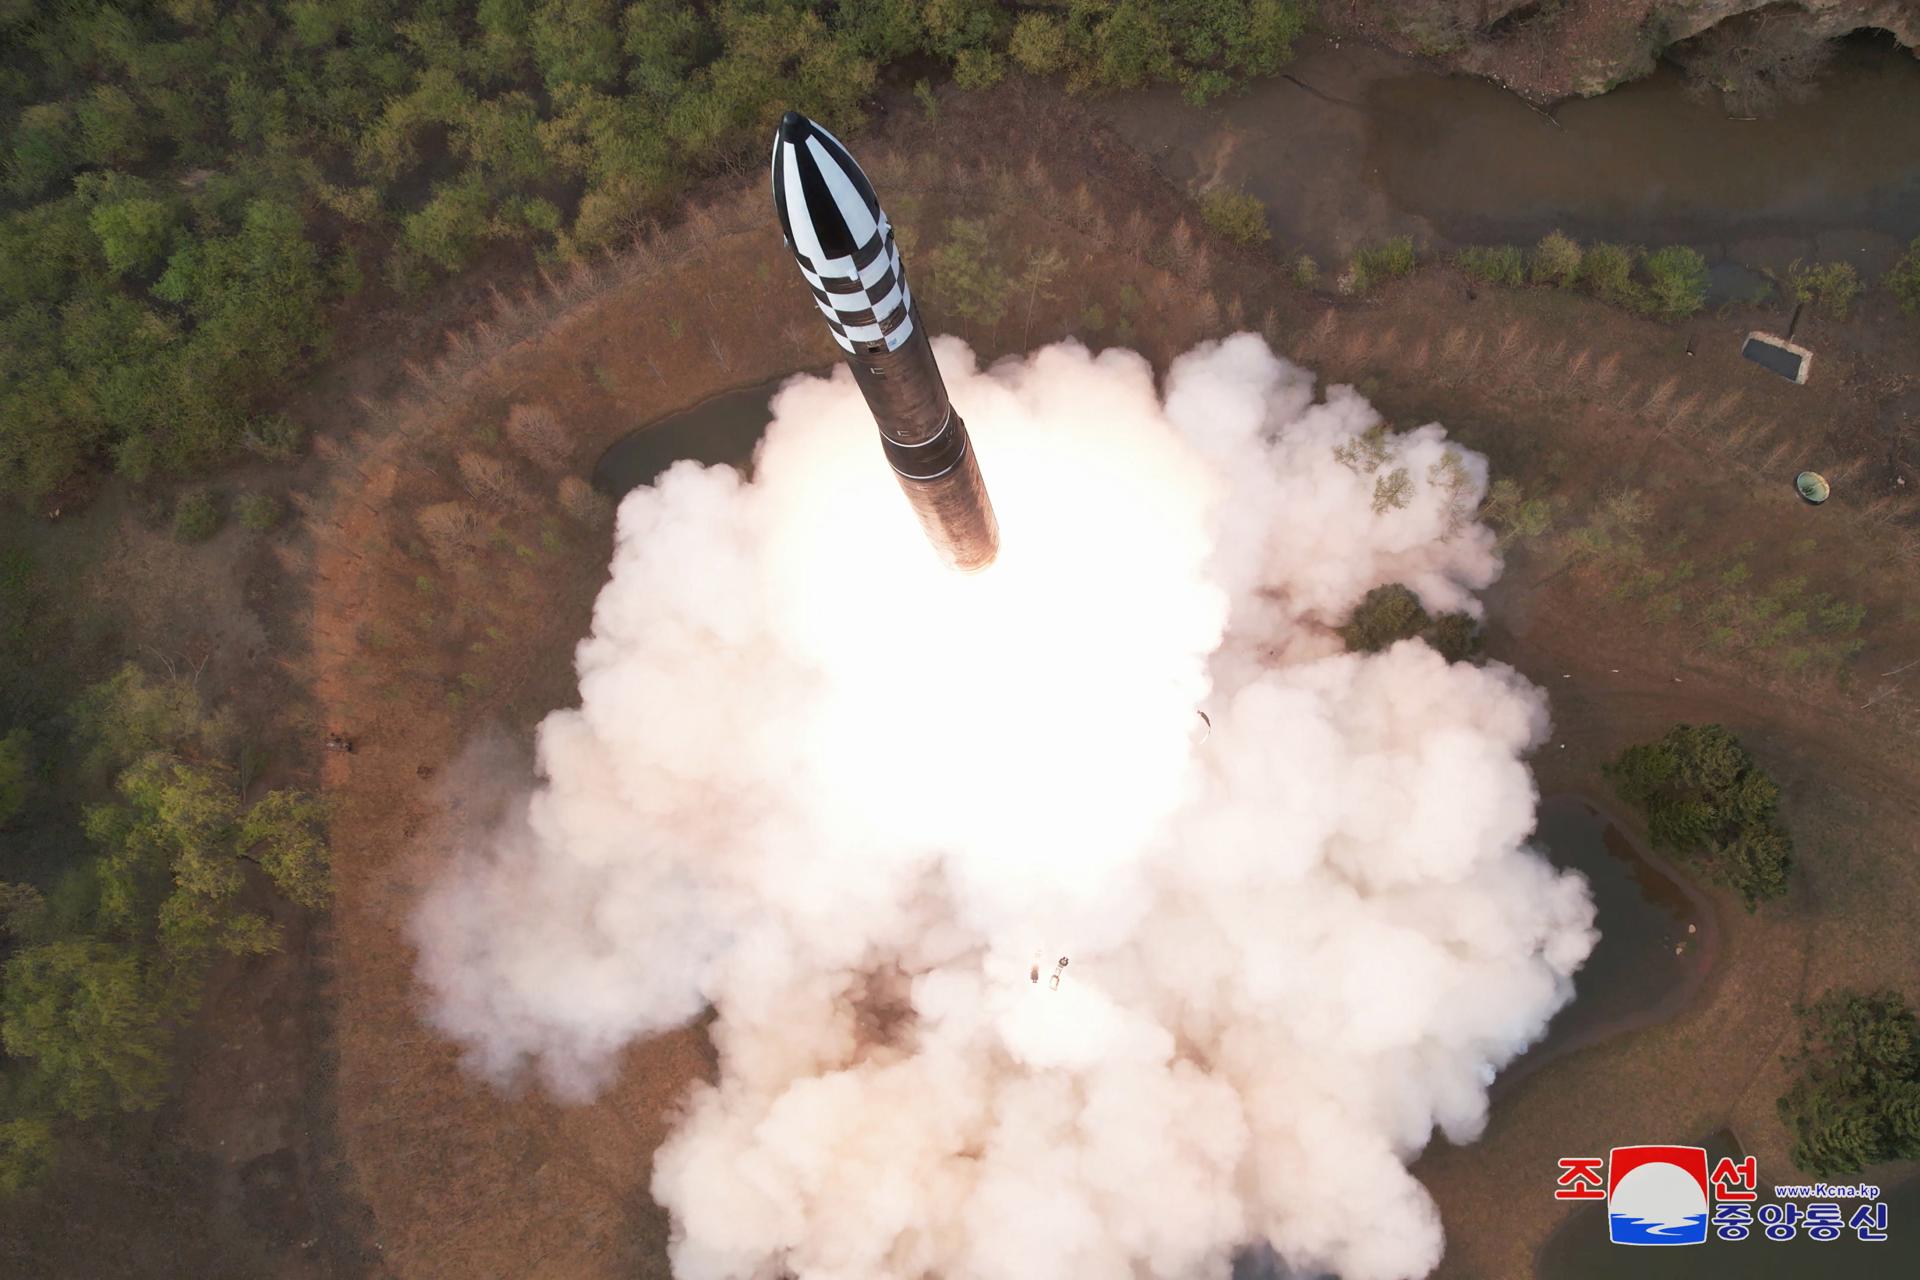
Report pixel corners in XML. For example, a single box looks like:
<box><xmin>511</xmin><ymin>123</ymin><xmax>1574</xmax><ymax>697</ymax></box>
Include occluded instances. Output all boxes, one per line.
<box><xmin>591</xmin><ymin>376</ymin><xmax>792</xmax><ymax>495</ymax></box>
<box><xmin>1098</xmin><ymin>35</ymin><xmax>1920</xmax><ymax>270</ymax></box>
<box><xmin>1538</xmin><ymin>1128</ymin><xmax>1919</xmax><ymax>1277</ymax></box>
<box><xmin>1503</xmin><ymin>796</ymin><xmax>1714</xmax><ymax>1086</ymax></box>
<box><xmin>1366</xmin><ymin>40</ymin><xmax>1920</xmax><ymax>252</ymax></box>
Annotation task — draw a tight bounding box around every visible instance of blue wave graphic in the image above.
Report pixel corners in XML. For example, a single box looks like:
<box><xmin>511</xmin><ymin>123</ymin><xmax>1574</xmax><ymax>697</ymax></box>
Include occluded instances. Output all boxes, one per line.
<box><xmin>1608</xmin><ymin>1212</ymin><xmax>1708</xmax><ymax>1245</ymax></box>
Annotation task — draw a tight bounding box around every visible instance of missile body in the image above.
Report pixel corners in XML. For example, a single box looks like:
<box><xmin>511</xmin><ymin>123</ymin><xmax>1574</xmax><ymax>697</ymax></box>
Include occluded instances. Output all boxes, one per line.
<box><xmin>771</xmin><ymin>111</ymin><xmax>1000</xmax><ymax>573</ymax></box>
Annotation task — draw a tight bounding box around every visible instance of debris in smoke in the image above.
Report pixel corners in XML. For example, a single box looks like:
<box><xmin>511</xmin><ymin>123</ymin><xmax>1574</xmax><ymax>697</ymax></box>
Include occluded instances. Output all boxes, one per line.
<box><xmin>414</xmin><ymin>334</ymin><xmax>1597</xmax><ymax>1280</ymax></box>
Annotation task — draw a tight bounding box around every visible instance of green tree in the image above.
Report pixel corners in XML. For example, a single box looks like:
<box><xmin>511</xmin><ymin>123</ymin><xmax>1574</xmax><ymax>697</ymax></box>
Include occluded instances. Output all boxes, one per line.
<box><xmin>87</xmin><ymin>195</ymin><xmax>181</xmax><ymax>279</ymax></box>
<box><xmin>1200</xmin><ymin>189</ymin><xmax>1269</xmax><ymax>246</ymax></box>
<box><xmin>1605</xmin><ymin>723</ymin><xmax>1794</xmax><ymax>907</ymax></box>
<box><xmin>1885</xmin><ymin>236</ymin><xmax>1920</xmax><ymax>318</ymax></box>
<box><xmin>236</xmin><ymin>790</ymin><xmax>332</xmax><ymax>911</ymax></box>
<box><xmin>1642</xmin><ymin>245</ymin><xmax>1708</xmax><ymax>318</ymax></box>
<box><xmin>1</xmin><ymin>940</ymin><xmax>171</xmax><ymax>1120</ymax></box>
<box><xmin>533</xmin><ymin>0</ymin><xmax>624</xmax><ymax>90</ymax></box>
<box><xmin>1779</xmin><ymin>990</ymin><xmax>1920</xmax><ymax>1177</ymax></box>
<box><xmin>1479</xmin><ymin>477</ymin><xmax>1556</xmax><ymax>549</ymax></box>
<box><xmin>1579</xmin><ymin>241</ymin><xmax>1643</xmax><ymax>309</ymax></box>
<box><xmin>1340</xmin><ymin>584</ymin><xmax>1482</xmax><ymax>662</ymax></box>
<box><xmin>1009</xmin><ymin>12</ymin><xmax>1067</xmax><ymax>73</ymax></box>
<box><xmin>5</xmin><ymin>103</ymin><xmax>80</xmax><ymax>200</ymax></box>
<box><xmin>1530</xmin><ymin>230</ymin><xmax>1582</xmax><ymax>287</ymax></box>
<box><xmin>75</xmin><ymin>84</ymin><xmax>149</xmax><ymax>167</ymax></box>
<box><xmin>928</xmin><ymin>218</ymin><xmax>1011</xmax><ymax>325</ymax></box>
<box><xmin>1784</xmin><ymin>260</ymin><xmax>1860</xmax><ymax>320</ymax></box>
<box><xmin>1342</xmin><ymin>584</ymin><xmax>1429</xmax><ymax>652</ymax></box>
<box><xmin>68</xmin><ymin>663</ymin><xmax>232</xmax><ymax>782</ymax></box>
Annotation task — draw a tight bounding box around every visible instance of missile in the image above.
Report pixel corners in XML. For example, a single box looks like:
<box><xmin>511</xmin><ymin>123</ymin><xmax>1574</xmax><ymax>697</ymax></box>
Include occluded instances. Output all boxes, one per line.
<box><xmin>770</xmin><ymin>111</ymin><xmax>1000</xmax><ymax>573</ymax></box>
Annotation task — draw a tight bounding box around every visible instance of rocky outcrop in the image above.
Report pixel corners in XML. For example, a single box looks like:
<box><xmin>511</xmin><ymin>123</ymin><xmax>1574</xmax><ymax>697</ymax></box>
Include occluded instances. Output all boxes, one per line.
<box><xmin>1329</xmin><ymin>0</ymin><xmax>1918</xmax><ymax>102</ymax></box>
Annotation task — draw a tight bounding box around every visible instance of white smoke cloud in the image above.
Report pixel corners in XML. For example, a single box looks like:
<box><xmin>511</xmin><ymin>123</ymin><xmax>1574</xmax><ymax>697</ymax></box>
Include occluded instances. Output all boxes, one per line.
<box><xmin>412</xmin><ymin>334</ymin><xmax>1597</xmax><ymax>1280</ymax></box>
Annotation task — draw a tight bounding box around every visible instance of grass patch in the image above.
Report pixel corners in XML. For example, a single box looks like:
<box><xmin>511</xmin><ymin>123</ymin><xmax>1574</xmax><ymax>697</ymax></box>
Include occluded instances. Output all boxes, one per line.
<box><xmin>1455</xmin><ymin>244</ymin><xmax>1526</xmax><ymax>287</ymax></box>
<box><xmin>1345</xmin><ymin>236</ymin><xmax>1416</xmax><ymax>293</ymax></box>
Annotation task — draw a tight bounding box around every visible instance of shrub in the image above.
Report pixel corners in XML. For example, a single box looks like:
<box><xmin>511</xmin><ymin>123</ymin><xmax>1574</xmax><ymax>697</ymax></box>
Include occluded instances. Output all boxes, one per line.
<box><xmin>1008</xmin><ymin>13</ymin><xmax>1068</xmax><ymax>73</ymax></box>
<box><xmin>235</xmin><ymin>493</ymin><xmax>280</xmax><ymax>532</ymax></box>
<box><xmin>1292</xmin><ymin>254</ymin><xmax>1319</xmax><ymax>288</ymax></box>
<box><xmin>1579</xmin><ymin>242</ymin><xmax>1643</xmax><ymax>309</ymax></box>
<box><xmin>1530</xmin><ymin>230</ymin><xmax>1583</xmax><ymax>288</ymax></box>
<box><xmin>1455</xmin><ymin>244</ymin><xmax>1526</xmax><ymax>287</ymax></box>
<box><xmin>1605</xmin><ymin>723</ymin><xmax>1793</xmax><ymax>908</ymax></box>
<box><xmin>171</xmin><ymin>491</ymin><xmax>221</xmax><ymax>543</ymax></box>
<box><xmin>242</xmin><ymin>413</ymin><xmax>306</xmax><ymax>462</ymax></box>
<box><xmin>1778</xmin><ymin>990</ymin><xmax>1920</xmax><ymax>1177</ymax></box>
<box><xmin>1885</xmin><ymin>237</ymin><xmax>1920</xmax><ymax>317</ymax></box>
<box><xmin>1642</xmin><ymin>245</ymin><xmax>1709</xmax><ymax>317</ymax></box>
<box><xmin>1199</xmin><ymin>189</ymin><xmax>1270</xmax><ymax>247</ymax></box>
<box><xmin>1346</xmin><ymin>236</ymin><xmax>1416</xmax><ymax>293</ymax></box>
<box><xmin>953</xmin><ymin>47</ymin><xmax>1005</xmax><ymax>90</ymax></box>
<box><xmin>1339</xmin><ymin>584</ymin><xmax>1482</xmax><ymax>661</ymax></box>
<box><xmin>1784</xmin><ymin>260</ymin><xmax>1860</xmax><ymax>320</ymax></box>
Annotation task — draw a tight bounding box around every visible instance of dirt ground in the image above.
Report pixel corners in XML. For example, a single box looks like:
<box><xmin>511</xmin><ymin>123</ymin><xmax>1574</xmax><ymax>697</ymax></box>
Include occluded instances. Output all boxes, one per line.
<box><xmin>10</xmin><ymin>65</ymin><xmax>1919</xmax><ymax>1278</ymax></box>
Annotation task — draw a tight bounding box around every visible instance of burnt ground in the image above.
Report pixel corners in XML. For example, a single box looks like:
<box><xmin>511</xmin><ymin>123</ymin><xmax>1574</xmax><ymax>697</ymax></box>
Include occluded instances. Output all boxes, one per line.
<box><xmin>7</xmin><ymin>69</ymin><xmax>1919</xmax><ymax>1279</ymax></box>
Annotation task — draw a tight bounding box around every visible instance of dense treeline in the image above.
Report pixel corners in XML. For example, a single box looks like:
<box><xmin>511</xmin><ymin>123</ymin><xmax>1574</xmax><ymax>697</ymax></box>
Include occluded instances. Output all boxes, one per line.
<box><xmin>0</xmin><ymin>664</ymin><xmax>330</xmax><ymax>1193</ymax></box>
<box><xmin>1</xmin><ymin>1</ymin><xmax>1308</xmax><ymax>500</ymax></box>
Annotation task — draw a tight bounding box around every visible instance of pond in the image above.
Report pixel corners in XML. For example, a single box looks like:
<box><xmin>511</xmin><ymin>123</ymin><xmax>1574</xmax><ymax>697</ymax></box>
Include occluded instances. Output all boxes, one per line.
<box><xmin>1498</xmin><ymin>795</ymin><xmax>1715</xmax><ymax>1091</ymax></box>
<box><xmin>1097</xmin><ymin>33</ymin><xmax>1920</xmax><ymax>272</ymax></box>
<box><xmin>591</xmin><ymin>375</ymin><xmax>795</xmax><ymax>496</ymax></box>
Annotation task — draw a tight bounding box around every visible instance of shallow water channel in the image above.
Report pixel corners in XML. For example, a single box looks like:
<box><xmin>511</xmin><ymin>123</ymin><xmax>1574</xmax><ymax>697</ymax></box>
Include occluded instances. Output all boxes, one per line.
<box><xmin>1098</xmin><ymin>34</ymin><xmax>1920</xmax><ymax>275</ymax></box>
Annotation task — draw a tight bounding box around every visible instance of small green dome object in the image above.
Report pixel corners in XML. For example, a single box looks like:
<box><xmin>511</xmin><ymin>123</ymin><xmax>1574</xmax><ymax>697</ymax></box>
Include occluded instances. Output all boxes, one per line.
<box><xmin>1795</xmin><ymin>471</ymin><xmax>1830</xmax><ymax>504</ymax></box>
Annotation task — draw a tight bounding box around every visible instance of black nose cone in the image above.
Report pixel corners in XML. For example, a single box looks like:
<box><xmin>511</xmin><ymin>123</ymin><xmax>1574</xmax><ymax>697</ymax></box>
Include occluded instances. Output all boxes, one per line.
<box><xmin>778</xmin><ymin>110</ymin><xmax>808</xmax><ymax>142</ymax></box>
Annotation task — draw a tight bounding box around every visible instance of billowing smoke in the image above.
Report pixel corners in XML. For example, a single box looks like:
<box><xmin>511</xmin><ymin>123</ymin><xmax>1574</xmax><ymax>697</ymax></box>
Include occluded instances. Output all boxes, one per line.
<box><xmin>413</xmin><ymin>334</ymin><xmax>1596</xmax><ymax>1280</ymax></box>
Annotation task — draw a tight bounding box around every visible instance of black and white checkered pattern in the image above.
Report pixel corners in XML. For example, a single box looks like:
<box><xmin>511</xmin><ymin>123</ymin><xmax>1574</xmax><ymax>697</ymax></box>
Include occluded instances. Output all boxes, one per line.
<box><xmin>771</xmin><ymin>113</ymin><xmax>915</xmax><ymax>354</ymax></box>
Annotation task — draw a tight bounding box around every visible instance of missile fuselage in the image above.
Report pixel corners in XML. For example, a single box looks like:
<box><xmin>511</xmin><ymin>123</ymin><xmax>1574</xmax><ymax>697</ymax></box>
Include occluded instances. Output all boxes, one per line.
<box><xmin>771</xmin><ymin>112</ymin><xmax>1000</xmax><ymax>573</ymax></box>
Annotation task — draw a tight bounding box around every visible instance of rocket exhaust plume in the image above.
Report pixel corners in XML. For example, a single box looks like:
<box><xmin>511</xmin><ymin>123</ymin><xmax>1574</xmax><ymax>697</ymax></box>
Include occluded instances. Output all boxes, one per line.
<box><xmin>772</xmin><ymin>110</ymin><xmax>999</xmax><ymax>572</ymax></box>
<box><xmin>414</xmin><ymin>335</ymin><xmax>1598</xmax><ymax>1280</ymax></box>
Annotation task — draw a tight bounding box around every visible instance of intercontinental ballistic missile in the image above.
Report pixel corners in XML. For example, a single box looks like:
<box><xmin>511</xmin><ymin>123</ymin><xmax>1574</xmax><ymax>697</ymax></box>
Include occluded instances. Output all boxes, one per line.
<box><xmin>771</xmin><ymin>111</ymin><xmax>1000</xmax><ymax>572</ymax></box>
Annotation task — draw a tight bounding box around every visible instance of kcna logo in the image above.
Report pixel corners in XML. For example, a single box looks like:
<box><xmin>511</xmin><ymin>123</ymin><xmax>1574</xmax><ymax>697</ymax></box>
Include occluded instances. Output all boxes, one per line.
<box><xmin>1604</xmin><ymin>1146</ymin><xmax>1712</xmax><ymax>1245</ymax></box>
<box><xmin>1557</xmin><ymin>1145</ymin><xmax>1732</xmax><ymax>1246</ymax></box>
